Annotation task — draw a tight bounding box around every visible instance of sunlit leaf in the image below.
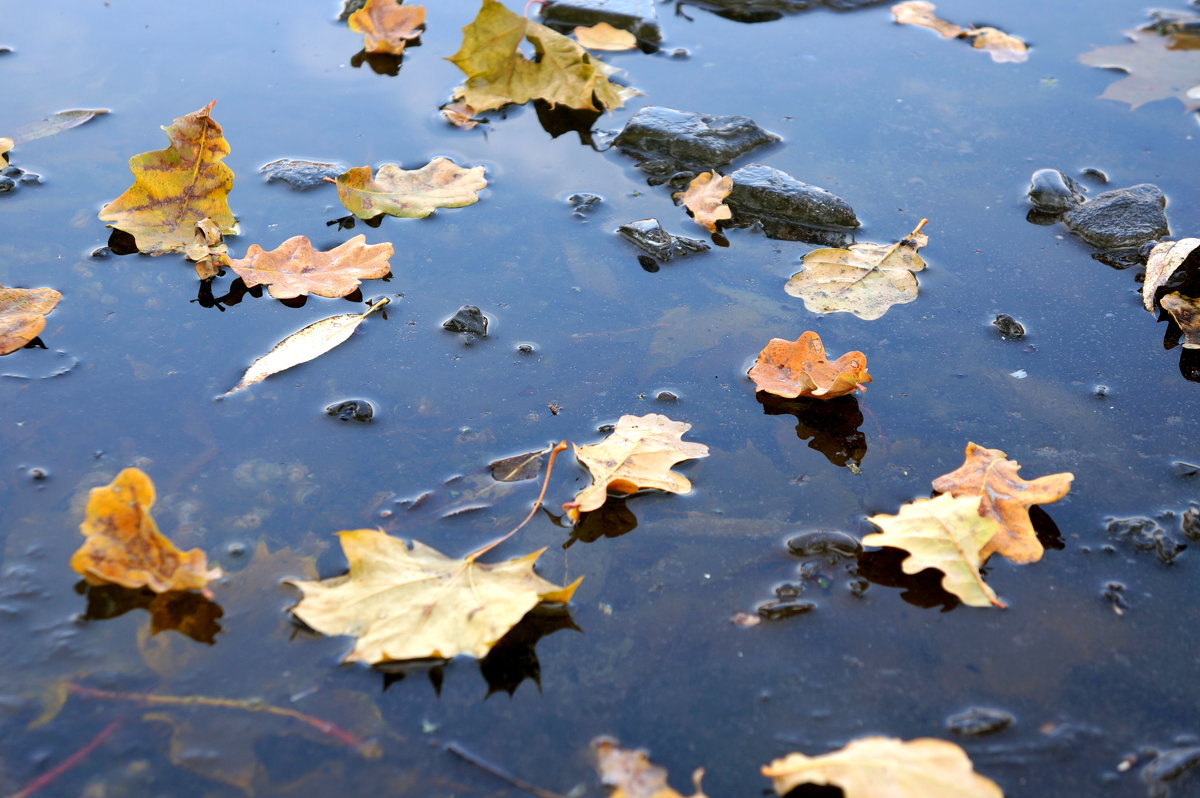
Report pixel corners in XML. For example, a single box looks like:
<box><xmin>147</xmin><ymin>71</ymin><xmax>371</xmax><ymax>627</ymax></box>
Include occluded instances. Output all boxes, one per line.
<box><xmin>891</xmin><ymin>2</ymin><xmax>962</xmax><ymax>37</ymax></box>
<box><xmin>673</xmin><ymin>171</ymin><xmax>732</xmax><ymax>233</ymax></box>
<box><xmin>0</xmin><ymin>284</ymin><xmax>61</xmax><ymax>355</ymax></box>
<box><xmin>348</xmin><ymin>0</ymin><xmax>425</xmax><ymax>55</ymax></box>
<box><xmin>227</xmin><ymin>235</ymin><xmax>393</xmax><ymax>299</ymax></box>
<box><xmin>333</xmin><ymin>158</ymin><xmax>486</xmax><ymax>220</ymax></box>
<box><xmin>748</xmin><ymin>330</ymin><xmax>870</xmax><ymax>400</ymax></box>
<box><xmin>574</xmin><ymin>22</ymin><xmax>638</xmax><ymax>52</ymax></box>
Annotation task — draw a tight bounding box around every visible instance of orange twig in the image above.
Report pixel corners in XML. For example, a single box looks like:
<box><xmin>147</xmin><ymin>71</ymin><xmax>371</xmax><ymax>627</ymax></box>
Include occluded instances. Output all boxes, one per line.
<box><xmin>5</xmin><ymin>719</ymin><xmax>120</xmax><ymax>798</ymax></box>
<box><xmin>470</xmin><ymin>441</ymin><xmax>569</xmax><ymax>560</ymax></box>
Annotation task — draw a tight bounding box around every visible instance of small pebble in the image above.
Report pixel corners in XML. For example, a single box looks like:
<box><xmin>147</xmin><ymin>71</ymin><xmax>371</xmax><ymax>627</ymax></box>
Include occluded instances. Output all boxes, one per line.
<box><xmin>226</xmin><ymin>542</ymin><xmax>248</xmax><ymax>557</ymax></box>
<box><xmin>27</xmin><ymin>467</ymin><xmax>48</xmax><ymax>481</ymax></box>
<box><xmin>1094</xmin><ymin>385</ymin><xmax>1109</xmax><ymax>398</ymax></box>
<box><xmin>517</xmin><ymin>343</ymin><xmax>535</xmax><ymax>354</ymax></box>
<box><xmin>655</xmin><ymin>391</ymin><xmax>678</xmax><ymax>402</ymax></box>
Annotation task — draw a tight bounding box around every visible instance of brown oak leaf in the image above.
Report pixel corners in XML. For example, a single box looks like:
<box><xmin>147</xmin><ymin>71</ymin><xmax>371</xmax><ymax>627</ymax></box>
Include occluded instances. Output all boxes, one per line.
<box><xmin>673</xmin><ymin>171</ymin><xmax>732</xmax><ymax>233</ymax></box>
<box><xmin>0</xmin><ymin>284</ymin><xmax>61</xmax><ymax>355</ymax></box>
<box><xmin>1161</xmin><ymin>292</ymin><xmax>1200</xmax><ymax>348</ymax></box>
<box><xmin>348</xmin><ymin>0</ymin><xmax>425</xmax><ymax>55</ymax></box>
<box><xmin>332</xmin><ymin>158</ymin><xmax>486</xmax><ymax>220</ymax></box>
<box><xmin>227</xmin><ymin>235</ymin><xmax>393</xmax><ymax>299</ymax></box>
<box><xmin>748</xmin><ymin>331</ymin><xmax>870</xmax><ymax>400</ymax></box>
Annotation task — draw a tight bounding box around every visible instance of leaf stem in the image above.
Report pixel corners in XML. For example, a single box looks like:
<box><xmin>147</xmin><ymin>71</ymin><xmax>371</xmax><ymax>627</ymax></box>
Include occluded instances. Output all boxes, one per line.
<box><xmin>470</xmin><ymin>441</ymin><xmax>569</xmax><ymax>560</ymax></box>
<box><xmin>5</xmin><ymin>719</ymin><xmax>121</xmax><ymax>798</ymax></box>
<box><xmin>445</xmin><ymin>741</ymin><xmax>568</xmax><ymax>798</ymax></box>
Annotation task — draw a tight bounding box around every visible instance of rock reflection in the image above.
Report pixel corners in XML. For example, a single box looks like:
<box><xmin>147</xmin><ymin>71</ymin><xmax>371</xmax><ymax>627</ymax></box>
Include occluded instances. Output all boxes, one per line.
<box><xmin>77</xmin><ymin>581</ymin><xmax>223</xmax><ymax>644</ymax></box>
<box><xmin>756</xmin><ymin>392</ymin><xmax>866</xmax><ymax>468</ymax></box>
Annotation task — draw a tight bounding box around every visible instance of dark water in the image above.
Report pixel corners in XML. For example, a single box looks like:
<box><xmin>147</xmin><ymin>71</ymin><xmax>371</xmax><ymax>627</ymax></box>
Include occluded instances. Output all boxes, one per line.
<box><xmin>3</xmin><ymin>0</ymin><xmax>1200</xmax><ymax>795</ymax></box>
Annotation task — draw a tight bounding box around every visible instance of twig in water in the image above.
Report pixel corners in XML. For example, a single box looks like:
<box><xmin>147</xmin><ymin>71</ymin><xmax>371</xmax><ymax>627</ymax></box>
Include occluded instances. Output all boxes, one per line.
<box><xmin>5</xmin><ymin>719</ymin><xmax>121</xmax><ymax>798</ymax></box>
<box><xmin>445</xmin><ymin>741</ymin><xmax>568</xmax><ymax>798</ymax></box>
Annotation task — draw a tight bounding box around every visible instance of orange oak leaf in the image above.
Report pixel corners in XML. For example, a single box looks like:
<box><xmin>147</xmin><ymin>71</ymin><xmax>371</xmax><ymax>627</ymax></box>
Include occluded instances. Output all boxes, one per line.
<box><xmin>98</xmin><ymin>101</ymin><xmax>238</xmax><ymax>255</ymax></box>
<box><xmin>227</xmin><ymin>235</ymin><xmax>394</xmax><ymax>300</ymax></box>
<box><xmin>748</xmin><ymin>331</ymin><xmax>871</xmax><ymax>400</ymax></box>
<box><xmin>0</xmin><ymin>284</ymin><xmax>61</xmax><ymax>355</ymax></box>
<box><xmin>440</xmin><ymin>100</ymin><xmax>483</xmax><ymax>130</ymax></box>
<box><xmin>574</xmin><ymin>22</ymin><xmax>638</xmax><ymax>52</ymax></box>
<box><xmin>931</xmin><ymin>442</ymin><xmax>1073</xmax><ymax>564</ymax></box>
<box><xmin>673</xmin><ymin>171</ymin><xmax>732</xmax><ymax>233</ymax></box>
<box><xmin>71</xmin><ymin>468</ymin><xmax>223</xmax><ymax>597</ymax></box>
<box><xmin>348</xmin><ymin>0</ymin><xmax>425</xmax><ymax>55</ymax></box>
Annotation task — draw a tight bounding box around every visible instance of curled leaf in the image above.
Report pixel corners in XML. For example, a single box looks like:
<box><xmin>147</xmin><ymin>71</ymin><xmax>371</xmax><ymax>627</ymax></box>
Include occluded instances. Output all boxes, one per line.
<box><xmin>0</xmin><ymin>284</ymin><xmax>61</xmax><ymax>355</ymax></box>
<box><xmin>348</xmin><ymin>0</ymin><xmax>425</xmax><ymax>55</ymax></box>
<box><xmin>748</xmin><ymin>331</ymin><xmax>870</xmax><ymax>400</ymax></box>
<box><xmin>440</xmin><ymin>101</ymin><xmax>483</xmax><ymax>130</ymax></box>
<box><xmin>673</xmin><ymin>171</ymin><xmax>732</xmax><ymax>233</ymax></box>
<box><xmin>184</xmin><ymin>218</ymin><xmax>230</xmax><ymax>280</ymax></box>
<box><xmin>227</xmin><ymin>235</ymin><xmax>393</xmax><ymax>299</ymax></box>
<box><xmin>1143</xmin><ymin>238</ymin><xmax>1200</xmax><ymax>312</ymax></box>
<box><xmin>1161</xmin><ymin>292</ymin><xmax>1200</xmax><ymax>348</ymax></box>
<box><xmin>333</xmin><ymin>158</ymin><xmax>486</xmax><ymax>220</ymax></box>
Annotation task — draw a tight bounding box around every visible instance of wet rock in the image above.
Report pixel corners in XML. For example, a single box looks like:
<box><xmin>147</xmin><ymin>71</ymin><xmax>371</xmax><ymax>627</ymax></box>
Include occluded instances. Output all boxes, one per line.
<box><xmin>617</xmin><ymin>219</ymin><xmax>709</xmax><ymax>262</ymax></box>
<box><xmin>726</xmin><ymin>163</ymin><xmax>860</xmax><ymax>242</ymax></box>
<box><xmin>260</xmin><ymin>158</ymin><xmax>347</xmax><ymax>190</ymax></box>
<box><xmin>614</xmin><ymin>106</ymin><xmax>779</xmax><ymax>171</ymax></box>
<box><xmin>1105</xmin><ymin>516</ymin><xmax>1187</xmax><ymax>564</ymax></box>
<box><xmin>786</xmin><ymin>530</ymin><xmax>860</xmax><ymax>559</ymax></box>
<box><xmin>541</xmin><ymin>0</ymin><xmax>660</xmax><ymax>43</ymax></box>
<box><xmin>338</xmin><ymin>0</ymin><xmax>367</xmax><ymax>21</ymax></box>
<box><xmin>946</xmin><ymin>707</ymin><xmax>1015</xmax><ymax>737</ymax></box>
<box><xmin>567</xmin><ymin>192</ymin><xmax>602</xmax><ymax>216</ymax></box>
<box><xmin>1142</xmin><ymin>746</ymin><xmax>1200</xmax><ymax>798</ymax></box>
<box><xmin>1091</xmin><ymin>247</ymin><xmax>1145</xmax><ymax>270</ymax></box>
<box><xmin>325</xmin><ymin>399</ymin><xmax>374</xmax><ymax>422</ymax></box>
<box><xmin>442</xmin><ymin>305</ymin><xmax>489</xmax><ymax>336</ymax></box>
<box><xmin>756</xmin><ymin>598</ymin><xmax>816</xmax><ymax>620</ymax></box>
<box><xmin>1182</xmin><ymin>506</ymin><xmax>1200</xmax><ymax>541</ymax></box>
<box><xmin>1027</xmin><ymin>168</ymin><xmax>1085</xmax><ymax>213</ymax></box>
<box><xmin>1064</xmin><ymin>184</ymin><xmax>1170</xmax><ymax>249</ymax></box>
<box><xmin>655</xmin><ymin>390</ymin><xmax>678</xmax><ymax>402</ymax></box>
<box><xmin>1172</xmin><ymin>461</ymin><xmax>1200</xmax><ymax>478</ymax></box>
<box><xmin>992</xmin><ymin>313</ymin><xmax>1025</xmax><ymax>339</ymax></box>
<box><xmin>1</xmin><ymin>166</ymin><xmax>20</xmax><ymax>178</ymax></box>
<box><xmin>0</xmin><ymin>176</ymin><xmax>16</xmax><ymax>194</ymax></box>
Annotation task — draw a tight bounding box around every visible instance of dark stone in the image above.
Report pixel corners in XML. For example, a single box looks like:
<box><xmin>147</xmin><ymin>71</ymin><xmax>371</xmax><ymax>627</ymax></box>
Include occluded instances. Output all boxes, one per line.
<box><xmin>1</xmin><ymin>166</ymin><xmax>21</xmax><ymax>177</ymax></box>
<box><xmin>1091</xmin><ymin>247</ymin><xmax>1144</xmax><ymax>270</ymax></box>
<box><xmin>1105</xmin><ymin>516</ymin><xmax>1187</xmax><ymax>564</ymax></box>
<box><xmin>1064</xmin><ymin>183</ymin><xmax>1170</xmax><ymax>249</ymax></box>
<box><xmin>1172</xmin><ymin>461</ymin><xmax>1200</xmax><ymax>478</ymax></box>
<box><xmin>756</xmin><ymin>599</ymin><xmax>816</xmax><ymax>620</ymax></box>
<box><xmin>442</xmin><ymin>305</ymin><xmax>489</xmax><ymax>336</ymax></box>
<box><xmin>17</xmin><ymin>171</ymin><xmax>40</xmax><ymax>185</ymax></box>
<box><xmin>947</xmin><ymin>707</ymin><xmax>1015</xmax><ymax>737</ymax></box>
<box><xmin>540</xmin><ymin>0</ymin><xmax>660</xmax><ymax>43</ymax></box>
<box><xmin>1142</xmin><ymin>747</ymin><xmax>1200</xmax><ymax>797</ymax></box>
<box><xmin>655</xmin><ymin>391</ymin><xmax>678</xmax><ymax>402</ymax></box>
<box><xmin>683</xmin><ymin>0</ymin><xmax>886</xmax><ymax>23</ymax></box>
<box><xmin>567</xmin><ymin>192</ymin><xmax>602</xmax><ymax>215</ymax></box>
<box><xmin>1183</xmin><ymin>506</ymin><xmax>1200</xmax><ymax>541</ymax></box>
<box><xmin>338</xmin><ymin>0</ymin><xmax>367</xmax><ymax>21</ymax></box>
<box><xmin>0</xmin><ymin>176</ymin><xmax>15</xmax><ymax>194</ymax></box>
<box><xmin>727</xmin><ymin>164</ymin><xmax>860</xmax><ymax>240</ymax></box>
<box><xmin>617</xmin><ymin>219</ymin><xmax>709</xmax><ymax>262</ymax></box>
<box><xmin>1027</xmin><ymin>168</ymin><xmax>1085</xmax><ymax>213</ymax></box>
<box><xmin>260</xmin><ymin>158</ymin><xmax>347</xmax><ymax>190</ymax></box>
<box><xmin>993</xmin><ymin>313</ymin><xmax>1025</xmax><ymax>338</ymax></box>
<box><xmin>325</xmin><ymin>399</ymin><xmax>374</xmax><ymax>422</ymax></box>
<box><xmin>614</xmin><ymin>106</ymin><xmax>779</xmax><ymax>171</ymax></box>
<box><xmin>786</xmin><ymin>530</ymin><xmax>860</xmax><ymax>559</ymax></box>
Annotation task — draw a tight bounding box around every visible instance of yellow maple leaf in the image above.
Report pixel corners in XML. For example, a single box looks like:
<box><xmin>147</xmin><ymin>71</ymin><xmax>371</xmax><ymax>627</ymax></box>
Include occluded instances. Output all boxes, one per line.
<box><xmin>98</xmin><ymin>101</ymin><xmax>238</xmax><ymax>255</ymax></box>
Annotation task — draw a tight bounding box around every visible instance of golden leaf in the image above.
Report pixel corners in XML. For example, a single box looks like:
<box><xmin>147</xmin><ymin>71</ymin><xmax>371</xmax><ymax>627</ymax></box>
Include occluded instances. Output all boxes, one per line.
<box><xmin>967</xmin><ymin>27</ymin><xmax>1028</xmax><ymax>63</ymax></box>
<box><xmin>673</xmin><ymin>171</ymin><xmax>732</xmax><ymax>233</ymax></box>
<box><xmin>931</xmin><ymin>442</ymin><xmax>1073</xmax><ymax>564</ymax></box>
<box><xmin>863</xmin><ymin>494</ymin><xmax>1005</xmax><ymax>608</ymax></box>
<box><xmin>440</xmin><ymin>100</ymin><xmax>483</xmax><ymax>130</ymax></box>
<box><xmin>286</xmin><ymin>528</ymin><xmax>581</xmax><ymax>663</ymax></box>
<box><xmin>748</xmin><ymin>330</ymin><xmax>870</xmax><ymax>399</ymax></box>
<box><xmin>70</xmin><ymin>468</ymin><xmax>223</xmax><ymax>598</ymax></box>
<box><xmin>227</xmin><ymin>235</ymin><xmax>393</xmax><ymax>299</ymax></box>
<box><xmin>762</xmin><ymin>736</ymin><xmax>1004</xmax><ymax>798</ymax></box>
<box><xmin>0</xmin><ymin>136</ymin><xmax>12</xmax><ymax>169</ymax></box>
<box><xmin>595</xmin><ymin>737</ymin><xmax>707</xmax><ymax>798</ymax></box>
<box><xmin>98</xmin><ymin>101</ymin><xmax>238</xmax><ymax>255</ymax></box>
<box><xmin>0</xmin><ymin>284</ymin><xmax>61</xmax><ymax>355</ymax></box>
<box><xmin>1161</xmin><ymin>292</ymin><xmax>1200</xmax><ymax>348</ymax></box>
<box><xmin>447</xmin><ymin>0</ymin><xmax>638</xmax><ymax>113</ymax></box>
<box><xmin>891</xmin><ymin>1</ymin><xmax>963</xmax><ymax>37</ymax></box>
<box><xmin>565</xmin><ymin>413</ymin><xmax>709</xmax><ymax>522</ymax></box>
<box><xmin>333</xmin><ymin>158</ymin><xmax>486</xmax><ymax>220</ymax></box>
<box><xmin>1143</xmin><ymin>238</ymin><xmax>1200</xmax><ymax>312</ymax></box>
<box><xmin>574</xmin><ymin>22</ymin><xmax>638</xmax><ymax>52</ymax></box>
<box><xmin>220</xmin><ymin>297</ymin><xmax>389</xmax><ymax>397</ymax></box>
<box><xmin>348</xmin><ymin>0</ymin><xmax>425</xmax><ymax>55</ymax></box>
<box><xmin>785</xmin><ymin>219</ymin><xmax>928</xmax><ymax>320</ymax></box>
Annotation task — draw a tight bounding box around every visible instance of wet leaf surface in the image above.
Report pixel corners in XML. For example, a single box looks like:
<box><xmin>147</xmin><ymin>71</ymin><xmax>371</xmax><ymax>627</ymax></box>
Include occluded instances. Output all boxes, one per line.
<box><xmin>333</xmin><ymin>158</ymin><xmax>486</xmax><ymax>220</ymax></box>
<box><xmin>348</xmin><ymin>0</ymin><xmax>425</xmax><ymax>55</ymax></box>
<box><xmin>673</xmin><ymin>170</ymin><xmax>732</xmax><ymax>233</ymax></box>
<box><xmin>0</xmin><ymin>284</ymin><xmax>61</xmax><ymax>355</ymax></box>
<box><xmin>748</xmin><ymin>331</ymin><xmax>871</xmax><ymax>399</ymax></box>
<box><xmin>227</xmin><ymin>235</ymin><xmax>393</xmax><ymax>299</ymax></box>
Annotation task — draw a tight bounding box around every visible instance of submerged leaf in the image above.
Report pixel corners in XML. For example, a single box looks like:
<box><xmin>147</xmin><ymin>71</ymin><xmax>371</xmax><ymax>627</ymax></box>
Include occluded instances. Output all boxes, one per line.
<box><xmin>98</xmin><ymin>101</ymin><xmax>238</xmax><ymax>255</ymax></box>
<box><xmin>227</xmin><ymin>235</ymin><xmax>393</xmax><ymax>299</ymax></box>
<box><xmin>673</xmin><ymin>171</ymin><xmax>732</xmax><ymax>233</ymax></box>
<box><xmin>348</xmin><ymin>0</ymin><xmax>425</xmax><ymax>55</ymax></box>
<box><xmin>0</xmin><ymin>284</ymin><xmax>61</xmax><ymax>355</ymax></box>
<box><xmin>785</xmin><ymin>219</ymin><xmax>929</xmax><ymax>320</ymax></box>
<box><xmin>1080</xmin><ymin>28</ymin><xmax>1200</xmax><ymax>110</ymax></box>
<box><xmin>1161</xmin><ymin>292</ymin><xmax>1200</xmax><ymax>348</ymax></box>
<box><xmin>863</xmin><ymin>494</ymin><xmax>1005</xmax><ymax>608</ymax></box>
<box><xmin>748</xmin><ymin>331</ymin><xmax>871</xmax><ymax>400</ymax></box>
<box><xmin>1143</xmin><ymin>238</ymin><xmax>1200</xmax><ymax>312</ymax></box>
<box><xmin>71</xmin><ymin>468</ymin><xmax>223</xmax><ymax>598</ymax></box>
<box><xmin>333</xmin><ymin>158</ymin><xmax>486</xmax><ymax>220</ymax></box>
<box><xmin>220</xmin><ymin>298</ymin><xmax>389</xmax><ymax>397</ymax></box>
<box><xmin>574</xmin><ymin>22</ymin><xmax>638</xmax><ymax>52</ymax></box>
<box><xmin>595</xmin><ymin>737</ymin><xmax>707</xmax><ymax>798</ymax></box>
<box><xmin>12</xmin><ymin>108</ymin><xmax>108</xmax><ymax>144</ymax></box>
<box><xmin>287</xmin><ymin>529</ymin><xmax>581</xmax><ymax>663</ymax></box>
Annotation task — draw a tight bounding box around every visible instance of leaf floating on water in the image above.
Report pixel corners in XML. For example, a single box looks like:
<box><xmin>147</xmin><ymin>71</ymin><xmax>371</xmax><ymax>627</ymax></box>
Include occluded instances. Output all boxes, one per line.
<box><xmin>0</xmin><ymin>137</ymin><xmax>12</xmax><ymax>169</ymax></box>
<box><xmin>489</xmin><ymin>449</ymin><xmax>548</xmax><ymax>482</ymax></box>
<box><xmin>0</xmin><ymin>284</ymin><xmax>61</xmax><ymax>355</ymax></box>
<box><xmin>1161</xmin><ymin>293</ymin><xmax>1200</xmax><ymax>348</ymax></box>
<box><xmin>762</xmin><ymin>736</ymin><xmax>1004</xmax><ymax>798</ymax></box>
<box><xmin>891</xmin><ymin>1</ymin><xmax>963</xmax><ymax>37</ymax></box>
<box><xmin>11</xmin><ymin>108</ymin><xmax>109</xmax><ymax>144</ymax></box>
<box><xmin>785</xmin><ymin>219</ymin><xmax>929</xmax><ymax>320</ymax></box>
<box><xmin>892</xmin><ymin>2</ymin><xmax>1026</xmax><ymax>63</ymax></box>
<box><xmin>348</xmin><ymin>0</ymin><xmax>425</xmax><ymax>55</ymax></box>
<box><xmin>220</xmin><ymin>297</ymin><xmax>389</xmax><ymax>397</ymax></box>
<box><xmin>98</xmin><ymin>101</ymin><xmax>238</xmax><ymax>255</ymax></box>
<box><xmin>184</xmin><ymin>218</ymin><xmax>231</xmax><ymax>280</ymax></box>
<box><xmin>71</xmin><ymin>468</ymin><xmax>223</xmax><ymax>598</ymax></box>
<box><xmin>440</xmin><ymin>100</ymin><xmax>483</xmax><ymax>130</ymax></box>
<box><xmin>1080</xmin><ymin>24</ymin><xmax>1200</xmax><ymax>110</ymax></box>
<box><xmin>332</xmin><ymin>158</ymin><xmax>486</xmax><ymax>220</ymax></box>
<box><xmin>574</xmin><ymin>22</ymin><xmax>638</xmax><ymax>52</ymax></box>
<box><xmin>594</xmin><ymin>737</ymin><xmax>707</xmax><ymax>798</ymax></box>
<box><xmin>227</xmin><ymin>235</ymin><xmax>393</xmax><ymax>299</ymax></box>
<box><xmin>673</xmin><ymin>171</ymin><xmax>732</xmax><ymax>233</ymax></box>
<box><xmin>1143</xmin><ymin>238</ymin><xmax>1200</xmax><ymax>312</ymax></box>
<box><xmin>748</xmin><ymin>330</ymin><xmax>871</xmax><ymax>400</ymax></box>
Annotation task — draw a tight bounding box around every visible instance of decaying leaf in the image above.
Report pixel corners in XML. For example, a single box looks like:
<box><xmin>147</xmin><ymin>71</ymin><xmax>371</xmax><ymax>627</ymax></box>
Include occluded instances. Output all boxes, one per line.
<box><xmin>287</xmin><ymin>528</ymin><xmax>580</xmax><ymax>662</ymax></box>
<box><xmin>785</xmin><ymin>219</ymin><xmax>929</xmax><ymax>320</ymax></box>
<box><xmin>863</xmin><ymin>494</ymin><xmax>1005</xmax><ymax>608</ymax></box>
<box><xmin>0</xmin><ymin>136</ymin><xmax>12</xmax><ymax>169</ymax></box>
<box><xmin>931</xmin><ymin>442</ymin><xmax>1073</xmax><ymax>564</ymax></box>
<box><xmin>891</xmin><ymin>2</ymin><xmax>962</xmax><ymax>37</ymax></box>
<box><xmin>594</xmin><ymin>737</ymin><xmax>707</xmax><ymax>798</ymax></box>
<box><xmin>892</xmin><ymin>2</ymin><xmax>1026</xmax><ymax>63</ymax></box>
<box><xmin>447</xmin><ymin>0</ymin><xmax>638</xmax><ymax>113</ymax></box>
<box><xmin>184</xmin><ymin>218</ymin><xmax>230</xmax><ymax>280</ymax></box>
<box><xmin>574</xmin><ymin>22</ymin><xmax>638</xmax><ymax>52</ymax></box>
<box><xmin>969</xmin><ymin>28</ymin><xmax>1028</xmax><ymax>64</ymax></box>
<box><xmin>98</xmin><ymin>101</ymin><xmax>238</xmax><ymax>255</ymax></box>
<box><xmin>748</xmin><ymin>331</ymin><xmax>871</xmax><ymax>400</ymax></box>
<box><xmin>332</xmin><ymin>158</ymin><xmax>486</xmax><ymax>220</ymax></box>
<box><xmin>1080</xmin><ymin>27</ymin><xmax>1200</xmax><ymax>111</ymax></box>
<box><xmin>673</xmin><ymin>171</ymin><xmax>732</xmax><ymax>233</ymax></box>
<box><xmin>0</xmin><ymin>284</ymin><xmax>61</xmax><ymax>355</ymax></box>
<box><xmin>1161</xmin><ymin>292</ymin><xmax>1200</xmax><ymax>348</ymax></box>
<box><xmin>11</xmin><ymin>108</ymin><xmax>108</xmax><ymax>144</ymax></box>
<box><xmin>565</xmin><ymin>413</ymin><xmax>710</xmax><ymax>522</ymax></box>
<box><xmin>71</xmin><ymin>468</ymin><xmax>223</xmax><ymax>598</ymax></box>
<box><xmin>227</xmin><ymin>235</ymin><xmax>393</xmax><ymax>299</ymax></box>
<box><xmin>1143</xmin><ymin>238</ymin><xmax>1200</xmax><ymax>312</ymax></box>
<box><xmin>220</xmin><ymin>297</ymin><xmax>389</xmax><ymax>397</ymax></box>
<box><xmin>762</xmin><ymin>736</ymin><xmax>1004</xmax><ymax>798</ymax></box>
<box><xmin>348</xmin><ymin>0</ymin><xmax>425</xmax><ymax>55</ymax></box>
<box><xmin>440</xmin><ymin>100</ymin><xmax>483</xmax><ymax>130</ymax></box>
<box><xmin>489</xmin><ymin>449</ymin><xmax>548</xmax><ymax>482</ymax></box>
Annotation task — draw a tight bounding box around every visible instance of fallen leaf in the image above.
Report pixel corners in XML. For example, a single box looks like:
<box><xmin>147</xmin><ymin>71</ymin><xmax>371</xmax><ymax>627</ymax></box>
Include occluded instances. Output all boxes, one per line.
<box><xmin>574</xmin><ymin>22</ymin><xmax>638</xmax><ymax>51</ymax></box>
<box><xmin>441</xmin><ymin>100</ymin><xmax>483</xmax><ymax>129</ymax></box>
<box><xmin>0</xmin><ymin>136</ymin><xmax>12</xmax><ymax>168</ymax></box>
<box><xmin>931</xmin><ymin>442</ymin><xmax>1073</xmax><ymax>564</ymax></box>
<box><xmin>0</xmin><ymin>284</ymin><xmax>61</xmax><ymax>355</ymax></box>
<box><xmin>11</xmin><ymin>108</ymin><xmax>108</xmax><ymax>144</ymax></box>
<box><xmin>891</xmin><ymin>2</ymin><xmax>963</xmax><ymax>37</ymax></box>
<box><xmin>447</xmin><ymin>0</ymin><xmax>638</xmax><ymax>113</ymax></box>
<box><xmin>348</xmin><ymin>0</ymin><xmax>425</xmax><ymax>55</ymax></box>
<box><xmin>98</xmin><ymin>101</ymin><xmax>238</xmax><ymax>255</ymax></box>
<box><xmin>748</xmin><ymin>331</ymin><xmax>871</xmax><ymax>399</ymax></box>
<box><xmin>489</xmin><ymin>449</ymin><xmax>548</xmax><ymax>482</ymax></box>
<box><xmin>226</xmin><ymin>235</ymin><xmax>393</xmax><ymax>299</ymax></box>
<box><xmin>673</xmin><ymin>171</ymin><xmax>733</xmax><ymax>233</ymax></box>
<box><xmin>967</xmin><ymin>27</ymin><xmax>1028</xmax><ymax>64</ymax></box>
<box><xmin>184</xmin><ymin>218</ymin><xmax>230</xmax><ymax>280</ymax></box>
<box><xmin>762</xmin><ymin>736</ymin><xmax>1004</xmax><ymax>798</ymax></box>
<box><xmin>1161</xmin><ymin>292</ymin><xmax>1200</xmax><ymax>348</ymax></box>
<box><xmin>287</xmin><ymin>528</ymin><xmax>580</xmax><ymax>662</ymax></box>
<box><xmin>332</xmin><ymin>158</ymin><xmax>486</xmax><ymax>220</ymax></box>
<box><xmin>220</xmin><ymin>297</ymin><xmax>389</xmax><ymax>397</ymax></box>
<box><xmin>594</xmin><ymin>737</ymin><xmax>707</xmax><ymax>798</ymax></box>
<box><xmin>862</xmin><ymin>494</ymin><xmax>1005</xmax><ymax>608</ymax></box>
<box><xmin>70</xmin><ymin>468</ymin><xmax>223</xmax><ymax>598</ymax></box>
<box><xmin>1143</xmin><ymin>238</ymin><xmax>1200</xmax><ymax>312</ymax></box>
<box><xmin>565</xmin><ymin>413</ymin><xmax>710</xmax><ymax>522</ymax></box>
<box><xmin>785</xmin><ymin>219</ymin><xmax>929</xmax><ymax>320</ymax></box>
<box><xmin>1080</xmin><ymin>28</ymin><xmax>1200</xmax><ymax>110</ymax></box>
